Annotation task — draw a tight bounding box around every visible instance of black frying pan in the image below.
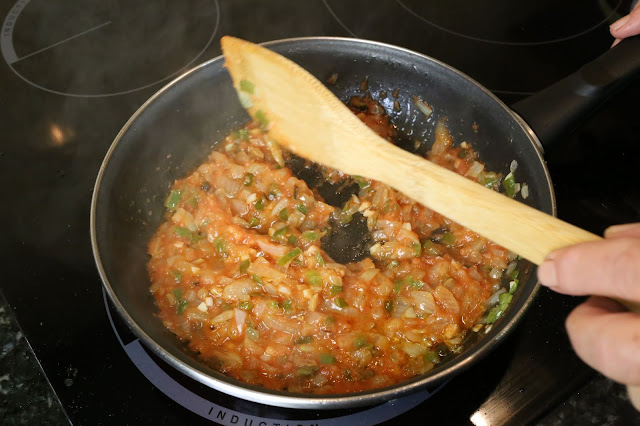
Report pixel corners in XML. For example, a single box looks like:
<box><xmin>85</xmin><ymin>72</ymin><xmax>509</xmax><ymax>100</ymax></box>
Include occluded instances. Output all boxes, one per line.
<box><xmin>90</xmin><ymin>36</ymin><xmax>640</xmax><ymax>409</ymax></box>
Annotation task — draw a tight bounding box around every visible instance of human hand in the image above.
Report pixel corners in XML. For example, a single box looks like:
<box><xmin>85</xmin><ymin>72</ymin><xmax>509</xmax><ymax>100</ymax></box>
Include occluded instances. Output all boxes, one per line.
<box><xmin>611</xmin><ymin>2</ymin><xmax>640</xmax><ymax>46</ymax></box>
<box><xmin>537</xmin><ymin>223</ymin><xmax>640</xmax><ymax>410</ymax></box>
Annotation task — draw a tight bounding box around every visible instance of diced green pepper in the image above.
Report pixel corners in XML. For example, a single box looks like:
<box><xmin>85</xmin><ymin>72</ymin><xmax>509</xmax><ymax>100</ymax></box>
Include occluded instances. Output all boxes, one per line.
<box><xmin>498</xmin><ymin>292</ymin><xmax>513</xmax><ymax>309</ymax></box>
<box><xmin>412</xmin><ymin>242</ymin><xmax>422</xmax><ymax>257</ymax></box>
<box><xmin>277</xmin><ymin>248</ymin><xmax>302</xmax><ymax>266</ymax></box>
<box><xmin>238</xmin><ymin>129</ymin><xmax>250</xmax><ymax>141</ymax></box>
<box><xmin>481</xmin><ymin>172</ymin><xmax>501</xmax><ymax>190</ymax></box>
<box><xmin>440</xmin><ymin>232</ymin><xmax>456</xmax><ymax>247</ymax></box>
<box><xmin>269</xmin><ymin>183</ymin><xmax>281</xmax><ymax>198</ymax></box>
<box><xmin>296</xmin><ymin>204</ymin><xmax>308</xmax><ymax>214</ymax></box>
<box><xmin>187</xmin><ymin>197</ymin><xmax>198</xmax><ymax>208</ymax></box>
<box><xmin>246</xmin><ymin>327</ymin><xmax>259</xmax><ymax>341</ymax></box>
<box><xmin>268</xmin><ymin>300</ymin><xmax>279</xmax><ymax>309</ymax></box>
<box><xmin>251</xmin><ymin>274</ymin><xmax>263</xmax><ymax>284</ymax></box>
<box><xmin>175</xmin><ymin>227</ymin><xmax>192</xmax><ymax>238</ymax></box>
<box><xmin>172</xmin><ymin>289</ymin><xmax>188</xmax><ymax>315</ymax></box>
<box><xmin>248</xmin><ymin>217</ymin><xmax>260</xmax><ymax>228</ymax></box>
<box><xmin>272</xmin><ymin>226</ymin><xmax>289</xmax><ymax>240</ymax></box>
<box><xmin>296</xmin><ymin>366</ymin><xmax>317</xmax><ymax>377</ymax></box>
<box><xmin>254</xmin><ymin>198</ymin><xmax>265</xmax><ymax>211</ymax></box>
<box><xmin>509</xmin><ymin>268</ymin><xmax>520</xmax><ymax>280</ymax></box>
<box><xmin>424</xmin><ymin>350</ymin><xmax>441</xmax><ymax>364</ymax></box>
<box><xmin>295</xmin><ymin>336</ymin><xmax>314</xmax><ymax>344</ymax></box>
<box><xmin>354</xmin><ymin>176</ymin><xmax>370</xmax><ymax>189</ymax></box>
<box><xmin>330</xmin><ymin>285</ymin><xmax>343</xmax><ymax>296</ymax></box>
<box><xmin>238</xmin><ymin>301</ymin><xmax>254</xmax><ymax>311</ymax></box>
<box><xmin>177</xmin><ymin>299</ymin><xmax>188</xmax><ymax>315</ymax></box>
<box><xmin>305</xmin><ymin>270</ymin><xmax>323</xmax><ymax>286</ymax></box>
<box><xmin>278</xmin><ymin>208</ymin><xmax>289</xmax><ymax>221</ymax></box>
<box><xmin>213</xmin><ymin>237</ymin><xmax>227</xmax><ymax>255</ymax></box>
<box><xmin>353</xmin><ymin>335</ymin><xmax>368</xmax><ymax>349</ymax></box>
<box><xmin>171</xmin><ymin>270</ymin><xmax>182</xmax><ymax>282</ymax></box>
<box><xmin>240</xmin><ymin>79</ymin><xmax>255</xmax><ymax>94</ymax></box>
<box><xmin>165</xmin><ymin>189</ymin><xmax>182</xmax><ymax>210</ymax></box>
<box><xmin>287</xmin><ymin>235</ymin><xmax>298</xmax><ymax>245</ymax></box>
<box><xmin>486</xmin><ymin>292</ymin><xmax>514</xmax><ymax>324</ymax></box>
<box><xmin>255</xmin><ymin>109</ymin><xmax>269</xmax><ymax>129</ymax></box>
<box><xmin>334</xmin><ymin>297</ymin><xmax>348</xmax><ymax>308</ymax></box>
<box><xmin>422</xmin><ymin>240</ymin><xmax>443</xmax><ymax>256</ymax></box>
<box><xmin>255</xmin><ymin>109</ymin><xmax>269</xmax><ymax>130</ymax></box>
<box><xmin>243</xmin><ymin>173</ymin><xmax>255</xmax><ymax>186</ymax></box>
<box><xmin>405</xmin><ymin>276</ymin><xmax>424</xmax><ymax>290</ymax></box>
<box><xmin>302</xmin><ymin>231</ymin><xmax>319</xmax><ymax>241</ymax></box>
<box><xmin>503</xmin><ymin>172</ymin><xmax>516</xmax><ymax>198</ymax></box>
<box><xmin>315</xmin><ymin>252</ymin><xmax>326</xmax><ymax>266</ymax></box>
<box><xmin>239</xmin><ymin>259</ymin><xmax>250</xmax><ymax>273</ymax></box>
<box><xmin>320</xmin><ymin>353</ymin><xmax>336</xmax><ymax>364</ymax></box>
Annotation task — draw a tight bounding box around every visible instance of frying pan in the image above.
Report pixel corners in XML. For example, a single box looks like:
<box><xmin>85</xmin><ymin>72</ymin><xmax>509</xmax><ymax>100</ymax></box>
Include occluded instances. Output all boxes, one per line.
<box><xmin>91</xmin><ymin>36</ymin><xmax>640</xmax><ymax>409</ymax></box>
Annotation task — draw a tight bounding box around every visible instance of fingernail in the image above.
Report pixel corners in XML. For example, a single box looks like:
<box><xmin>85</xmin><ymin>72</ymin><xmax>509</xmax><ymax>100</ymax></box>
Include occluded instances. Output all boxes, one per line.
<box><xmin>538</xmin><ymin>259</ymin><xmax>558</xmax><ymax>287</ymax></box>
<box><xmin>611</xmin><ymin>15</ymin><xmax>630</xmax><ymax>31</ymax></box>
<box><xmin>604</xmin><ymin>223</ymin><xmax>638</xmax><ymax>237</ymax></box>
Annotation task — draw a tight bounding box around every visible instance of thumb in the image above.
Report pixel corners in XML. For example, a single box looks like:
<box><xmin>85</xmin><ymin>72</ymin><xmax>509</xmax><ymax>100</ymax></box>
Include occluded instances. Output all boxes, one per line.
<box><xmin>610</xmin><ymin>4</ymin><xmax>640</xmax><ymax>39</ymax></box>
<box><xmin>538</xmin><ymin>237</ymin><xmax>640</xmax><ymax>302</ymax></box>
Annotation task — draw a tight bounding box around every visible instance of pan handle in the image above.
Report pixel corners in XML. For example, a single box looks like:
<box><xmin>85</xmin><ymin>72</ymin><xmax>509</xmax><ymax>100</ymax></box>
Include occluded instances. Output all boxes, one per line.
<box><xmin>511</xmin><ymin>35</ymin><xmax>640</xmax><ymax>150</ymax></box>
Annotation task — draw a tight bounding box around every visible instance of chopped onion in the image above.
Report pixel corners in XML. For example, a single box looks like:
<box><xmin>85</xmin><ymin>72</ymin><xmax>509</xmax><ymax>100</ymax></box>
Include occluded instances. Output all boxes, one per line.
<box><xmin>262</xmin><ymin>314</ymin><xmax>297</xmax><ymax>334</ymax></box>
<box><xmin>256</xmin><ymin>239</ymin><xmax>288</xmax><ymax>259</ymax></box>
<box><xmin>217</xmin><ymin>175</ymin><xmax>242</xmax><ymax>197</ymax></box>
<box><xmin>465</xmin><ymin>161</ymin><xmax>485</xmax><ymax>178</ymax></box>
<box><xmin>412</xmin><ymin>95</ymin><xmax>433</xmax><ymax>118</ymax></box>
<box><xmin>360</xmin><ymin>269</ymin><xmax>380</xmax><ymax>283</ymax></box>
<box><xmin>410</xmin><ymin>291</ymin><xmax>436</xmax><ymax>315</ymax></box>
<box><xmin>401</xmin><ymin>342</ymin><xmax>426</xmax><ymax>358</ymax></box>
<box><xmin>271</xmin><ymin>198</ymin><xmax>289</xmax><ymax>216</ymax></box>
<box><xmin>223</xmin><ymin>278</ymin><xmax>261</xmax><ymax>301</ymax></box>
<box><xmin>235</xmin><ymin>308</ymin><xmax>248</xmax><ymax>334</ymax></box>
<box><xmin>488</xmin><ymin>288</ymin><xmax>506</xmax><ymax>306</ymax></box>
<box><xmin>434</xmin><ymin>285</ymin><xmax>460</xmax><ymax>313</ymax></box>
<box><xmin>211</xmin><ymin>310</ymin><xmax>234</xmax><ymax>324</ymax></box>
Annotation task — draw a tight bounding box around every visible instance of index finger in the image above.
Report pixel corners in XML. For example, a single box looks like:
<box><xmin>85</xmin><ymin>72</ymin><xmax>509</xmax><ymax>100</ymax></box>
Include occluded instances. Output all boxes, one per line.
<box><xmin>538</xmin><ymin>237</ymin><xmax>640</xmax><ymax>302</ymax></box>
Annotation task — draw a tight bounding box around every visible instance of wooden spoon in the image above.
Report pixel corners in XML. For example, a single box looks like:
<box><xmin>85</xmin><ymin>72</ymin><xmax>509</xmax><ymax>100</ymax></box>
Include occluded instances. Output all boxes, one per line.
<box><xmin>222</xmin><ymin>35</ymin><xmax>640</xmax><ymax>406</ymax></box>
<box><xmin>221</xmin><ymin>35</ymin><xmax>599</xmax><ymax>265</ymax></box>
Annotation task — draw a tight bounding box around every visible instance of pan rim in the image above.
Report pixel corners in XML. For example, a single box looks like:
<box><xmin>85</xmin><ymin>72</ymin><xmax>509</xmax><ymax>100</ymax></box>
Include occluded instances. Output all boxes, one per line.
<box><xmin>90</xmin><ymin>35</ymin><xmax>552</xmax><ymax>409</ymax></box>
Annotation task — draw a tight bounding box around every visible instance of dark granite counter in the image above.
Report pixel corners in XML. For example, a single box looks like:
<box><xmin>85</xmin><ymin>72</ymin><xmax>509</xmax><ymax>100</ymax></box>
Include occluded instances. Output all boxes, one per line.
<box><xmin>0</xmin><ymin>292</ymin><xmax>69</xmax><ymax>425</ymax></box>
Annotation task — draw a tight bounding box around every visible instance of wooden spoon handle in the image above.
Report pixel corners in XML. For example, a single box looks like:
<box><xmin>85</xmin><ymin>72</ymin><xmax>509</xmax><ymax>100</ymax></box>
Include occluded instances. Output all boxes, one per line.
<box><xmin>369</xmin><ymin>140</ymin><xmax>601</xmax><ymax>265</ymax></box>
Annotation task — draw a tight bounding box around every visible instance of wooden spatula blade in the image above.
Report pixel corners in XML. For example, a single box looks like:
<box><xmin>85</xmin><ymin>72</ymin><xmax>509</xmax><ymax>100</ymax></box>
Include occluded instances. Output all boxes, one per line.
<box><xmin>220</xmin><ymin>36</ymin><xmax>601</xmax><ymax>266</ymax></box>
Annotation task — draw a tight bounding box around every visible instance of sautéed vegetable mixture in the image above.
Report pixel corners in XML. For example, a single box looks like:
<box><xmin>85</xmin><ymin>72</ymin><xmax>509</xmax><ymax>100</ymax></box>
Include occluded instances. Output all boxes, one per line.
<box><xmin>147</xmin><ymin>94</ymin><xmax>520</xmax><ymax>394</ymax></box>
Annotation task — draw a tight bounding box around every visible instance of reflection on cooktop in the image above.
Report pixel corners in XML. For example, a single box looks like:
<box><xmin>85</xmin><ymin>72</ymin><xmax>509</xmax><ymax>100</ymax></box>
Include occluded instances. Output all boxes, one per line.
<box><xmin>1</xmin><ymin>0</ymin><xmax>219</xmax><ymax>96</ymax></box>
<box><xmin>323</xmin><ymin>0</ymin><xmax>625</xmax><ymax>95</ymax></box>
<box><xmin>396</xmin><ymin>0</ymin><xmax>622</xmax><ymax>44</ymax></box>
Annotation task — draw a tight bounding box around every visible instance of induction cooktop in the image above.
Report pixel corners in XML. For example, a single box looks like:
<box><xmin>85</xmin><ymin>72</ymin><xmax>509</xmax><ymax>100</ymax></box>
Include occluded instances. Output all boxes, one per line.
<box><xmin>2</xmin><ymin>1</ymin><xmax>639</xmax><ymax>425</ymax></box>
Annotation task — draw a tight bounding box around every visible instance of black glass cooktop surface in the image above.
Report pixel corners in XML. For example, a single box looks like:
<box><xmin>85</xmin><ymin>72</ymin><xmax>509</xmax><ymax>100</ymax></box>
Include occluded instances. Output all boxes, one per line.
<box><xmin>2</xmin><ymin>1</ymin><xmax>639</xmax><ymax>425</ymax></box>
